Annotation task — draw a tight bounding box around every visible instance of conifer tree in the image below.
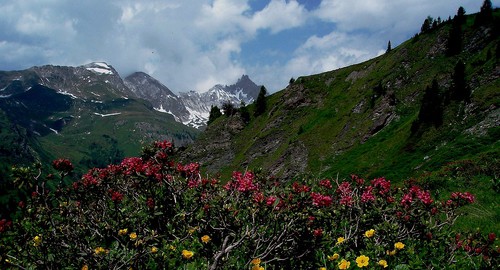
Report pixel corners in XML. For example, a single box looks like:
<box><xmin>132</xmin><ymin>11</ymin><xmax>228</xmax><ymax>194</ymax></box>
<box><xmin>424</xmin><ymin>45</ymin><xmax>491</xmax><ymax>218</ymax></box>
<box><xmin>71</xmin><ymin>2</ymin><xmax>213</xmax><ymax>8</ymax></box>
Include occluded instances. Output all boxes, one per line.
<box><xmin>254</xmin><ymin>86</ymin><xmax>267</xmax><ymax>117</ymax></box>
<box><xmin>386</xmin><ymin>40</ymin><xmax>392</xmax><ymax>53</ymax></box>
<box><xmin>207</xmin><ymin>105</ymin><xmax>222</xmax><ymax>125</ymax></box>
<box><xmin>450</xmin><ymin>61</ymin><xmax>470</xmax><ymax>102</ymax></box>
<box><xmin>475</xmin><ymin>0</ymin><xmax>493</xmax><ymax>26</ymax></box>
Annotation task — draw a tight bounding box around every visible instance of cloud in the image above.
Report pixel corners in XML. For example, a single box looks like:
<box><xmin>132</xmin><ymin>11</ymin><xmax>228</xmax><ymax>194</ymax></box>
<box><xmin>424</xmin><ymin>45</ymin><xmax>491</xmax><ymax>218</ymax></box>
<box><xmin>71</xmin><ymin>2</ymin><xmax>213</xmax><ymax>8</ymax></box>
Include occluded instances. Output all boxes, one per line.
<box><xmin>0</xmin><ymin>0</ymin><xmax>491</xmax><ymax>94</ymax></box>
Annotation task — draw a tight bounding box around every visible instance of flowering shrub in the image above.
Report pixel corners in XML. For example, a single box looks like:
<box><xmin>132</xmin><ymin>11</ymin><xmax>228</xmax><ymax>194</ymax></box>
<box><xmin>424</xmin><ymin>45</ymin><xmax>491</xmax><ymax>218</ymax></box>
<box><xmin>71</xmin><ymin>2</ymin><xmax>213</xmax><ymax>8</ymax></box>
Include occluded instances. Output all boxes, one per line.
<box><xmin>0</xmin><ymin>141</ymin><xmax>498</xmax><ymax>269</ymax></box>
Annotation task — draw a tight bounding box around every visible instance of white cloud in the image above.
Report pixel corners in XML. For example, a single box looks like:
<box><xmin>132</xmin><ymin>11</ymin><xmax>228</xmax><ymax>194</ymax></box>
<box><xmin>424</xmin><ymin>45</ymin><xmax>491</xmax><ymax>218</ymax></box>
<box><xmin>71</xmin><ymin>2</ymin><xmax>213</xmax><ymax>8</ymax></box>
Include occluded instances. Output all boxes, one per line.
<box><xmin>0</xmin><ymin>0</ymin><xmax>492</xmax><ymax>94</ymax></box>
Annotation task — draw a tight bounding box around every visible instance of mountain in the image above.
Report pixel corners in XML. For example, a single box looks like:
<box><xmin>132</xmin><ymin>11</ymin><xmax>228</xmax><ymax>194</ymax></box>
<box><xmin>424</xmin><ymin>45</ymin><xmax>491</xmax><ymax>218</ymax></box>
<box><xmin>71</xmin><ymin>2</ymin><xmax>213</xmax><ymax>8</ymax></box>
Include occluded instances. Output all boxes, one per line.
<box><xmin>0</xmin><ymin>62</ymin><xmax>199</xmax><ymax>175</ymax></box>
<box><xmin>124</xmin><ymin>72</ymin><xmax>191</xmax><ymax>123</ymax></box>
<box><xmin>181</xmin><ymin>10</ymin><xmax>500</xmax><ymax>184</ymax></box>
<box><xmin>124</xmin><ymin>73</ymin><xmax>261</xmax><ymax>129</ymax></box>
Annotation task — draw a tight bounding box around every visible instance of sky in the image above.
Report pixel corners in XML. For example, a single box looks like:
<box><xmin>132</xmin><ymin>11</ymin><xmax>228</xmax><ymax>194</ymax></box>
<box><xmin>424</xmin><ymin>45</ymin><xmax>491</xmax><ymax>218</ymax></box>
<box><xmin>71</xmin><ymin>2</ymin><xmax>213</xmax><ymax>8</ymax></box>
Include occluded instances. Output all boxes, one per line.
<box><xmin>0</xmin><ymin>0</ymin><xmax>497</xmax><ymax>93</ymax></box>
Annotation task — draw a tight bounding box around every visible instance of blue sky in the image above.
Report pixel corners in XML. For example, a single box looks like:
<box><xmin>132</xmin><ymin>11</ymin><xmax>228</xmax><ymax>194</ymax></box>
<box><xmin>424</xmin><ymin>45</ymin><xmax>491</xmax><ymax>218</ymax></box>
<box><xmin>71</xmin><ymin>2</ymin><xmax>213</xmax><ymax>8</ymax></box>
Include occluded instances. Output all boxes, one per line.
<box><xmin>0</xmin><ymin>0</ymin><xmax>497</xmax><ymax>93</ymax></box>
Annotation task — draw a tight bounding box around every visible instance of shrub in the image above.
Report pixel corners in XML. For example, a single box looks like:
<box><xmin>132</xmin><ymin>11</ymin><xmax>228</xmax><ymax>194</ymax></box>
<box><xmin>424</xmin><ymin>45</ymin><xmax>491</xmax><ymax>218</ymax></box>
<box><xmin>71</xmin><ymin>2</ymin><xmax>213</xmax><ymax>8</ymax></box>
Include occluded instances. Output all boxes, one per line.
<box><xmin>0</xmin><ymin>142</ymin><xmax>497</xmax><ymax>269</ymax></box>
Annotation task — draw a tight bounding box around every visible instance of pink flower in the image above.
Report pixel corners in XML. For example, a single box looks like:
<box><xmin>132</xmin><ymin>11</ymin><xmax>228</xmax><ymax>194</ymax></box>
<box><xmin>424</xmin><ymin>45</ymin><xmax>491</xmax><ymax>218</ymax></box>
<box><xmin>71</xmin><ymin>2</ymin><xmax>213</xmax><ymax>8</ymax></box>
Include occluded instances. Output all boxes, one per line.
<box><xmin>361</xmin><ymin>186</ymin><xmax>375</xmax><ymax>203</ymax></box>
<box><xmin>52</xmin><ymin>158</ymin><xmax>74</xmax><ymax>173</ymax></box>
<box><xmin>371</xmin><ymin>177</ymin><xmax>391</xmax><ymax>195</ymax></box>
<box><xmin>266</xmin><ymin>196</ymin><xmax>277</xmax><ymax>206</ymax></box>
<box><xmin>110</xmin><ymin>190</ymin><xmax>124</xmax><ymax>202</ymax></box>
<box><xmin>292</xmin><ymin>182</ymin><xmax>311</xmax><ymax>193</ymax></box>
<box><xmin>311</xmin><ymin>192</ymin><xmax>333</xmax><ymax>207</ymax></box>
<box><xmin>340</xmin><ymin>194</ymin><xmax>353</xmax><ymax>206</ymax></box>
<box><xmin>313</xmin><ymin>228</ymin><xmax>323</xmax><ymax>237</ymax></box>
<box><xmin>319</xmin><ymin>179</ymin><xmax>333</xmax><ymax>189</ymax></box>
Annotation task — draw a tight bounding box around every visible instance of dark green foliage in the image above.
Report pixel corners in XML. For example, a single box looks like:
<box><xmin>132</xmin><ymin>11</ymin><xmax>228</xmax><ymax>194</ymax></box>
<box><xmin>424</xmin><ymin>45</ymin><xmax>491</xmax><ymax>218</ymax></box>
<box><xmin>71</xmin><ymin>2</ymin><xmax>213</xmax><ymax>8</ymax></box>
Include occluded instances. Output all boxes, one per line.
<box><xmin>449</xmin><ymin>61</ymin><xmax>470</xmax><ymax>102</ymax></box>
<box><xmin>411</xmin><ymin>79</ymin><xmax>444</xmax><ymax>133</ymax></box>
<box><xmin>475</xmin><ymin>0</ymin><xmax>493</xmax><ymax>26</ymax></box>
<box><xmin>254</xmin><ymin>86</ymin><xmax>267</xmax><ymax>117</ymax></box>
<box><xmin>221</xmin><ymin>101</ymin><xmax>237</xmax><ymax>116</ymax></box>
<box><xmin>421</xmin><ymin>17</ymin><xmax>432</xmax><ymax>33</ymax></box>
<box><xmin>239</xmin><ymin>102</ymin><xmax>250</xmax><ymax>124</ymax></box>
<box><xmin>457</xmin><ymin>6</ymin><xmax>467</xmax><ymax>25</ymax></box>
<box><xmin>289</xmin><ymin>77</ymin><xmax>296</xmax><ymax>84</ymax></box>
<box><xmin>207</xmin><ymin>105</ymin><xmax>222</xmax><ymax>125</ymax></box>
<box><xmin>386</xmin><ymin>40</ymin><xmax>392</xmax><ymax>53</ymax></box>
<box><xmin>447</xmin><ymin>16</ymin><xmax>463</xmax><ymax>56</ymax></box>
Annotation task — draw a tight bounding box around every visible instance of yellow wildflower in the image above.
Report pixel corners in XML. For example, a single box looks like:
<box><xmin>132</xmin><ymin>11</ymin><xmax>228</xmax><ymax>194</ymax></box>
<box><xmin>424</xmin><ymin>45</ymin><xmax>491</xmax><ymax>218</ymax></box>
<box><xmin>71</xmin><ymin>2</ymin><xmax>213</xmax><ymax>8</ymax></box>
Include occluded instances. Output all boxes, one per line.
<box><xmin>188</xmin><ymin>226</ymin><xmax>198</xmax><ymax>235</ymax></box>
<box><xmin>151</xmin><ymin>246</ymin><xmax>158</xmax><ymax>253</ymax></box>
<box><xmin>94</xmin><ymin>247</ymin><xmax>106</xmax><ymax>255</ymax></box>
<box><xmin>336</xmin><ymin>237</ymin><xmax>345</xmax><ymax>245</ymax></box>
<box><xmin>319</xmin><ymin>268</ymin><xmax>327</xmax><ymax>270</ymax></box>
<box><xmin>338</xmin><ymin>259</ymin><xmax>350</xmax><ymax>269</ymax></box>
<box><xmin>251</xmin><ymin>266</ymin><xmax>264</xmax><ymax>270</ymax></box>
<box><xmin>201</xmin><ymin>235</ymin><xmax>211</xmax><ymax>244</ymax></box>
<box><xmin>251</xmin><ymin>258</ymin><xmax>261</xmax><ymax>265</ymax></box>
<box><xmin>355</xmin><ymin>255</ymin><xmax>369</xmax><ymax>268</ymax></box>
<box><xmin>129</xmin><ymin>232</ymin><xmax>137</xmax><ymax>240</ymax></box>
<box><xmin>118</xmin><ymin>228</ymin><xmax>128</xmax><ymax>235</ymax></box>
<box><xmin>82</xmin><ymin>265</ymin><xmax>89</xmax><ymax>270</ymax></box>
<box><xmin>33</xmin><ymin>235</ymin><xmax>42</xmax><ymax>247</ymax></box>
<box><xmin>168</xmin><ymin>244</ymin><xmax>176</xmax><ymax>251</ymax></box>
<box><xmin>378</xmin><ymin>260</ymin><xmax>388</xmax><ymax>268</ymax></box>
<box><xmin>328</xmin><ymin>253</ymin><xmax>340</xmax><ymax>261</ymax></box>
<box><xmin>394</xmin><ymin>242</ymin><xmax>405</xmax><ymax>250</ymax></box>
<box><xmin>182</xmin><ymin>249</ymin><xmax>194</xmax><ymax>259</ymax></box>
<box><xmin>386</xmin><ymin>249</ymin><xmax>396</xmax><ymax>256</ymax></box>
<box><xmin>364</xmin><ymin>229</ymin><xmax>375</xmax><ymax>238</ymax></box>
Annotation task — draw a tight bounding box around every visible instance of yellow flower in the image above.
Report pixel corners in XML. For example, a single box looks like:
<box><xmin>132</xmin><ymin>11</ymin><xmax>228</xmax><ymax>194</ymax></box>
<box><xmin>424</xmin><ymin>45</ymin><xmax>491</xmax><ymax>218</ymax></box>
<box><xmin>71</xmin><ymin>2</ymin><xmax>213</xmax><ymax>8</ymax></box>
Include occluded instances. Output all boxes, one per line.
<box><xmin>94</xmin><ymin>247</ymin><xmax>106</xmax><ymax>255</ymax></box>
<box><xmin>394</xmin><ymin>242</ymin><xmax>405</xmax><ymax>250</ymax></box>
<box><xmin>378</xmin><ymin>260</ymin><xmax>388</xmax><ymax>268</ymax></box>
<box><xmin>118</xmin><ymin>228</ymin><xmax>128</xmax><ymax>235</ymax></box>
<box><xmin>328</xmin><ymin>253</ymin><xmax>340</xmax><ymax>261</ymax></box>
<box><xmin>182</xmin><ymin>249</ymin><xmax>194</xmax><ymax>259</ymax></box>
<box><xmin>336</xmin><ymin>237</ymin><xmax>345</xmax><ymax>245</ymax></box>
<box><xmin>129</xmin><ymin>232</ymin><xmax>137</xmax><ymax>240</ymax></box>
<box><xmin>338</xmin><ymin>259</ymin><xmax>350</xmax><ymax>269</ymax></box>
<box><xmin>386</xmin><ymin>249</ymin><xmax>396</xmax><ymax>256</ymax></box>
<box><xmin>201</xmin><ymin>235</ymin><xmax>211</xmax><ymax>244</ymax></box>
<box><xmin>188</xmin><ymin>226</ymin><xmax>198</xmax><ymax>235</ymax></box>
<box><xmin>319</xmin><ymin>268</ymin><xmax>327</xmax><ymax>270</ymax></box>
<box><xmin>151</xmin><ymin>246</ymin><xmax>158</xmax><ymax>253</ymax></box>
<box><xmin>168</xmin><ymin>244</ymin><xmax>176</xmax><ymax>251</ymax></box>
<box><xmin>356</xmin><ymin>255</ymin><xmax>369</xmax><ymax>268</ymax></box>
<box><xmin>82</xmin><ymin>265</ymin><xmax>89</xmax><ymax>270</ymax></box>
<box><xmin>364</xmin><ymin>229</ymin><xmax>375</xmax><ymax>238</ymax></box>
<box><xmin>251</xmin><ymin>258</ymin><xmax>261</xmax><ymax>265</ymax></box>
<box><xmin>251</xmin><ymin>266</ymin><xmax>264</xmax><ymax>270</ymax></box>
<box><xmin>33</xmin><ymin>235</ymin><xmax>42</xmax><ymax>247</ymax></box>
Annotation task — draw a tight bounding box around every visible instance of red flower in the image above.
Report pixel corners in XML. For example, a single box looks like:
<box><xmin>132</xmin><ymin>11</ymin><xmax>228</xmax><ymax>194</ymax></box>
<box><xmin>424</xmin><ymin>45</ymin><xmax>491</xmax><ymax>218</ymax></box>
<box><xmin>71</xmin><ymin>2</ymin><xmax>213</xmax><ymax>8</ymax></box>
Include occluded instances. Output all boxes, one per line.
<box><xmin>110</xmin><ymin>190</ymin><xmax>124</xmax><ymax>203</ymax></box>
<box><xmin>319</xmin><ymin>179</ymin><xmax>333</xmax><ymax>189</ymax></box>
<box><xmin>147</xmin><ymin>198</ymin><xmax>155</xmax><ymax>209</ymax></box>
<box><xmin>311</xmin><ymin>192</ymin><xmax>333</xmax><ymax>207</ymax></box>
<box><xmin>361</xmin><ymin>186</ymin><xmax>375</xmax><ymax>203</ymax></box>
<box><xmin>52</xmin><ymin>158</ymin><xmax>74</xmax><ymax>173</ymax></box>
<box><xmin>313</xmin><ymin>228</ymin><xmax>323</xmax><ymax>237</ymax></box>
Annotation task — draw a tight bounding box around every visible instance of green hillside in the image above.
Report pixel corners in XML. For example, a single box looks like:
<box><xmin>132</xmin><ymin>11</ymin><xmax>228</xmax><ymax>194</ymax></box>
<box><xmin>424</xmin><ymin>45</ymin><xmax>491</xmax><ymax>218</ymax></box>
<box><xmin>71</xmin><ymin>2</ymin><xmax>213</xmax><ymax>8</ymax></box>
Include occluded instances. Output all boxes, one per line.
<box><xmin>183</xmin><ymin>10</ymin><xmax>500</xmax><ymax>231</ymax></box>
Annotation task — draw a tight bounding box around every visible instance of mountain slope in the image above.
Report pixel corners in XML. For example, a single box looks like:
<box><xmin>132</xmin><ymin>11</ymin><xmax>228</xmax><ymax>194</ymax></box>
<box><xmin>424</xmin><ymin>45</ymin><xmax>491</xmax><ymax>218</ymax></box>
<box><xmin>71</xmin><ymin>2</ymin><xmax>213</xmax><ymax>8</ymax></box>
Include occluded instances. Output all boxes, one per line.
<box><xmin>182</xmin><ymin>11</ymin><xmax>500</xmax><ymax>183</ymax></box>
<box><xmin>0</xmin><ymin>62</ymin><xmax>199</xmax><ymax>175</ymax></box>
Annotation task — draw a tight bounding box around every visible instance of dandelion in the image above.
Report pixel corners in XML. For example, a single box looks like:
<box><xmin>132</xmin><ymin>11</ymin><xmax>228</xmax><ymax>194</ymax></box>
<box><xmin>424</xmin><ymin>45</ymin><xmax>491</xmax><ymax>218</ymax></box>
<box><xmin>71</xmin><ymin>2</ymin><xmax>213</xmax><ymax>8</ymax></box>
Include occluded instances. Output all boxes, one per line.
<box><xmin>394</xmin><ymin>242</ymin><xmax>405</xmax><ymax>250</ymax></box>
<box><xmin>118</xmin><ymin>228</ymin><xmax>128</xmax><ymax>235</ymax></box>
<box><xmin>251</xmin><ymin>258</ymin><xmax>261</xmax><ymax>265</ymax></box>
<box><xmin>201</xmin><ymin>235</ymin><xmax>211</xmax><ymax>244</ymax></box>
<box><xmin>328</xmin><ymin>253</ymin><xmax>339</xmax><ymax>261</ymax></box>
<box><xmin>364</xmin><ymin>229</ymin><xmax>375</xmax><ymax>238</ymax></box>
<box><xmin>94</xmin><ymin>247</ymin><xmax>106</xmax><ymax>255</ymax></box>
<box><xmin>356</xmin><ymin>255</ymin><xmax>369</xmax><ymax>267</ymax></box>
<box><xmin>338</xmin><ymin>259</ymin><xmax>350</xmax><ymax>269</ymax></box>
<box><xmin>182</xmin><ymin>249</ymin><xmax>194</xmax><ymax>259</ymax></box>
<box><xmin>129</xmin><ymin>232</ymin><xmax>137</xmax><ymax>240</ymax></box>
<box><xmin>336</xmin><ymin>237</ymin><xmax>345</xmax><ymax>245</ymax></box>
<box><xmin>33</xmin><ymin>235</ymin><xmax>42</xmax><ymax>247</ymax></box>
<box><xmin>378</xmin><ymin>260</ymin><xmax>388</xmax><ymax>268</ymax></box>
<box><xmin>151</xmin><ymin>246</ymin><xmax>158</xmax><ymax>253</ymax></box>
